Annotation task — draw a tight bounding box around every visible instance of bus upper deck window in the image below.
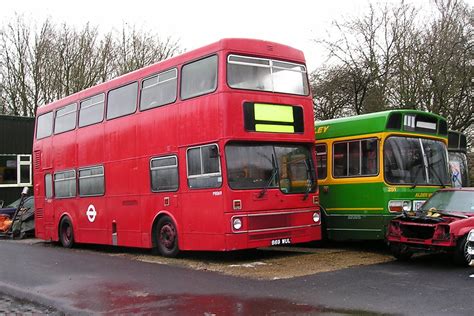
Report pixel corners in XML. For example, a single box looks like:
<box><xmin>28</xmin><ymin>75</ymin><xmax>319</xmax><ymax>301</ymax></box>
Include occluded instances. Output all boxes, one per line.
<box><xmin>181</xmin><ymin>55</ymin><xmax>218</xmax><ymax>100</ymax></box>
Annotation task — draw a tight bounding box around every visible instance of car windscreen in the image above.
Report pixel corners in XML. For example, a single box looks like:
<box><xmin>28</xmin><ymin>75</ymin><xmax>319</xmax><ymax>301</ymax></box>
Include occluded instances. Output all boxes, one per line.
<box><xmin>420</xmin><ymin>191</ymin><xmax>474</xmax><ymax>213</ymax></box>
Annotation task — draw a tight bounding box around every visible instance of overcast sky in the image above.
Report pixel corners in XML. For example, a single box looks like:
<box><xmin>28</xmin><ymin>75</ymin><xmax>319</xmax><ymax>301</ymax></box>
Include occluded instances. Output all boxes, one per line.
<box><xmin>1</xmin><ymin>0</ymin><xmax>452</xmax><ymax>71</ymax></box>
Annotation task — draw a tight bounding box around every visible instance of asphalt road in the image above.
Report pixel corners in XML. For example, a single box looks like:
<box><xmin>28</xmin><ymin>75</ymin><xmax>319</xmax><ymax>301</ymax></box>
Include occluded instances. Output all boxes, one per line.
<box><xmin>0</xmin><ymin>240</ymin><xmax>473</xmax><ymax>315</ymax></box>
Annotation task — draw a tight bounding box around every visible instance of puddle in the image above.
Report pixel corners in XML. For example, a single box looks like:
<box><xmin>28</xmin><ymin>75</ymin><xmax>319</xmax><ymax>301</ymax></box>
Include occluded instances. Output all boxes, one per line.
<box><xmin>64</xmin><ymin>282</ymin><xmax>388</xmax><ymax>315</ymax></box>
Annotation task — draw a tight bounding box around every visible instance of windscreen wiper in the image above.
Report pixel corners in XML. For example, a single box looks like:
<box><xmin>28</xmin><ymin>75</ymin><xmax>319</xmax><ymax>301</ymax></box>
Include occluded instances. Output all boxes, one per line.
<box><xmin>258</xmin><ymin>155</ymin><xmax>278</xmax><ymax>198</ymax></box>
<box><xmin>302</xmin><ymin>159</ymin><xmax>314</xmax><ymax>201</ymax></box>
<box><xmin>410</xmin><ymin>166</ymin><xmax>423</xmax><ymax>189</ymax></box>
<box><xmin>426</xmin><ymin>160</ymin><xmax>446</xmax><ymax>188</ymax></box>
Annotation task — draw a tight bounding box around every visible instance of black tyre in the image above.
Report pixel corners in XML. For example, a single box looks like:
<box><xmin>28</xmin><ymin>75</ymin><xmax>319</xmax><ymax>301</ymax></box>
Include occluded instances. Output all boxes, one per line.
<box><xmin>59</xmin><ymin>217</ymin><xmax>75</xmax><ymax>248</ymax></box>
<box><xmin>453</xmin><ymin>235</ymin><xmax>471</xmax><ymax>266</ymax></box>
<box><xmin>154</xmin><ymin>216</ymin><xmax>179</xmax><ymax>257</ymax></box>
<box><xmin>390</xmin><ymin>243</ymin><xmax>413</xmax><ymax>261</ymax></box>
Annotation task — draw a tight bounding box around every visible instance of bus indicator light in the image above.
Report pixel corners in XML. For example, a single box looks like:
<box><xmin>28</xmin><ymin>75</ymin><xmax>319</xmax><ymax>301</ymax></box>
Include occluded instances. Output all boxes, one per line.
<box><xmin>233</xmin><ymin>200</ymin><xmax>242</xmax><ymax>210</ymax></box>
<box><xmin>313</xmin><ymin>196</ymin><xmax>319</xmax><ymax>205</ymax></box>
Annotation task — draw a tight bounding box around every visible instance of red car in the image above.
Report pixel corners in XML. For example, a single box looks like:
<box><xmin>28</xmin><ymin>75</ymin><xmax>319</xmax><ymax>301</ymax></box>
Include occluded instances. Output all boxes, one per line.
<box><xmin>387</xmin><ymin>188</ymin><xmax>474</xmax><ymax>266</ymax></box>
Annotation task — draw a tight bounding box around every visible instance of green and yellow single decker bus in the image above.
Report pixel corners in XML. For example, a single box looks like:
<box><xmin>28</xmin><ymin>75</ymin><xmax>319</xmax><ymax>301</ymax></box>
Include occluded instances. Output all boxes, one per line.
<box><xmin>315</xmin><ymin>110</ymin><xmax>451</xmax><ymax>240</ymax></box>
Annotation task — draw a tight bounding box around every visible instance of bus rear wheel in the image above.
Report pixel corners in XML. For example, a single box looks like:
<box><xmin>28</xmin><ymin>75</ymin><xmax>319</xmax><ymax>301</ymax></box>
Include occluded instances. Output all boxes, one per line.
<box><xmin>59</xmin><ymin>217</ymin><xmax>75</xmax><ymax>248</ymax></box>
<box><xmin>154</xmin><ymin>216</ymin><xmax>179</xmax><ymax>257</ymax></box>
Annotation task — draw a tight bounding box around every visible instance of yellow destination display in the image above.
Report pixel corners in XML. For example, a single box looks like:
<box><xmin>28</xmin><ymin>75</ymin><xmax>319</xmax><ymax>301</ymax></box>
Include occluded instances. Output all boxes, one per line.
<box><xmin>254</xmin><ymin>103</ymin><xmax>294</xmax><ymax>123</ymax></box>
<box><xmin>243</xmin><ymin>102</ymin><xmax>304</xmax><ymax>134</ymax></box>
<box><xmin>255</xmin><ymin>124</ymin><xmax>295</xmax><ymax>133</ymax></box>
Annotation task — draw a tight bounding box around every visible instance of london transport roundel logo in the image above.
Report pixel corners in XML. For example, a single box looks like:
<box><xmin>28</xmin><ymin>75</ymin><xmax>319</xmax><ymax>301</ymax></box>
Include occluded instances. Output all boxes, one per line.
<box><xmin>86</xmin><ymin>204</ymin><xmax>97</xmax><ymax>223</ymax></box>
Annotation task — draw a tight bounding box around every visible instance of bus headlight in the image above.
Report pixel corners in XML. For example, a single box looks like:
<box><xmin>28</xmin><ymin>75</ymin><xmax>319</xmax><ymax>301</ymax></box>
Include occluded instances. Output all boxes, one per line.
<box><xmin>388</xmin><ymin>200</ymin><xmax>412</xmax><ymax>213</ymax></box>
<box><xmin>313</xmin><ymin>212</ymin><xmax>320</xmax><ymax>223</ymax></box>
<box><xmin>402</xmin><ymin>201</ymin><xmax>412</xmax><ymax>212</ymax></box>
<box><xmin>233</xmin><ymin>218</ymin><xmax>242</xmax><ymax>230</ymax></box>
<box><xmin>388</xmin><ymin>200</ymin><xmax>403</xmax><ymax>213</ymax></box>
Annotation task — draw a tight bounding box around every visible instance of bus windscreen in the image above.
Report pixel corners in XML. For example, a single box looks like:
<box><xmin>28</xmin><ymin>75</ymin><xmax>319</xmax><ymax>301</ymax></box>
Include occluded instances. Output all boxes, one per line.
<box><xmin>227</xmin><ymin>55</ymin><xmax>309</xmax><ymax>96</ymax></box>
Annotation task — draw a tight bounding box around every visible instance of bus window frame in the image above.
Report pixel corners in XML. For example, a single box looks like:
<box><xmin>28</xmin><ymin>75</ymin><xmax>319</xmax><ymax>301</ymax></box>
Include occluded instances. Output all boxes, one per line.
<box><xmin>54</xmin><ymin>103</ymin><xmax>78</xmax><ymax>135</ymax></box>
<box><xmin>315</xmin><ymin>143</ymin><xmax>328</xmax><ymax>180</ymax></box>
<box><xmin>180</xmin><ymin>54</ymin><xmax>218</xmax><ymax>101</ymax></box>
<box><xmin>45</xmin><ymin>173</ymin><xmax>53</xmax><ymax>199</ymax></box>
<box><xmin>78</xmin><ymin>165</ymin><xmax>105</xmax><ymax>197</ymax></box>
<box><xmin>106</xmin><ymin>81</ymin><xmax>139</xmax><ymax>121</ymax></box>
<box><xmin>226</xmin><ymin>53</ymin><xmax>310</xmax><ymax>97</ymax></box>
<box><xmin>53</xmin><ymin>169</ymin><xmax>77</xmax><ymax>199</ymax></box>
<box><xmin>186</xmin><ymin>143</ymin><xmax>222</xmax><ymax>189</ymax></box>
<box><xmin>140</xmin><ymin>68</ymin><xmax>178</xmax><ymax>111</ymax></box>
<box><xmin>149</xmin><ymin>155</ymin><xmax>179</xmax><ymax>193</ymax></box>
<box><xmin>78</xmin><ymin>93</ymin><xmax>105</xmax><ymax>128</ymax></box>
<box><xmin>36</xmin><ymin>111</ymin><xmax>54</xmax><ymax>139</ymax></box>
<box><xmin>332</xmin><ymin>138</ymin><xmax>379</xmax><ymax>178</ymax></box>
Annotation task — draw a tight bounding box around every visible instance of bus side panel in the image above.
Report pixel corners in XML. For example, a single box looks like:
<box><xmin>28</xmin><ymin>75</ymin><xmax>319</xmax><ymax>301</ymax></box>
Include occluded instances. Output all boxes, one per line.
<box><xmin>180</xmin><ymin>188</ymin><xmax>226</xmax><ymax>251</ymax></box>
<box><xmin>75</xmin><ymin>197</ymin><xmax>108</xmax><ymax>244</ymax></box>
<box><xmin>49</xmin><ymin>131</ymin><xmax>78</xmax><ymax>240</ymax></box>
<box><xmin>104</xmin><ymin>117</ymin><xmax>141</xmax><ymax>247</ymax></box>
<box><xmin>177</xmin><ymin>94</ymin><xmax>227</xmax><ymax>250</ymax></box>
<box><xmin>178</xmin><ymin>151</ymin><xmax>226</xmax><ymax>251</ymax></box>
<box><xmin>136</xmin><ymin>101</ymin><xmax>180</xmax><ymax>248</ymax></box>
<box><xmin>76</xmin><ymin>118</ymin><xmax>107</xmax><ymax>244</ymax></box>
<box><xmin>321</xmin><ymin>182</ymin><xmax>387</xmax><ymax>240</ymax></box>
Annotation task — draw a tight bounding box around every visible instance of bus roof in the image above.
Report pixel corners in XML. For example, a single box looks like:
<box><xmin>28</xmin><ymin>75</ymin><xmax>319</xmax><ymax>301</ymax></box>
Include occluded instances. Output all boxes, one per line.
<box><xmin>315</xmin><ymin>110</ymin><xmax>447</xmax><ymax>140</ymax></box>
<box><xmin>36</xmin><ymin>38</ymin><xmax>306</xmax><ymax>115</ymax></box>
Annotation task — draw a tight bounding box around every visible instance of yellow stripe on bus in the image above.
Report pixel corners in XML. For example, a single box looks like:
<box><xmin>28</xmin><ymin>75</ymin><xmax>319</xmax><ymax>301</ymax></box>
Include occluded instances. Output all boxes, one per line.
<box><xmin>255</xmin><ymin>124</ymin><xmax>295</xmax><ymax>133</ymax></box>
<box><xmin>255</xmin><ymin>103</ymin><xmax>294</xmax><ymax>123</ymax></box>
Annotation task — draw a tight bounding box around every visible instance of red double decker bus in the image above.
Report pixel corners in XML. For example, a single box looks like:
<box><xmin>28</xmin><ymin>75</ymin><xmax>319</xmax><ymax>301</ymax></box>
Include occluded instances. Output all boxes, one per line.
<box><xmin>33</xmin><ymin>38</ymin><xmax>321</xmax><ymax>256</ymax></box>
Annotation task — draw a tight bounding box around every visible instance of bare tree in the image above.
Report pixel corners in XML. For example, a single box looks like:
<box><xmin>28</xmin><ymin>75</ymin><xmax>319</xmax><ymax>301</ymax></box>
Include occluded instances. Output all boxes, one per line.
<box><xmin>311</xmin><ymin>65</ymin><xmax>356</xmax><ymax>120</ymax></box>
<box><xmin>312</xmin><ymin>0</ymin><xmax>473</xmax><ymax>137</ymax></box>
<box><xmin>114</xmin><ymin>24</ymin><xmax>181</xmax><ymax>77</ymax></box>
<box><xmin>0</xmin><ymin>17</ymin><xmax>181</xmax><ymax>117</ymax></box>
<box><xmin>0</xmin><ymin>16</ymin><xmax>32</xmax><ymax>116</ymax></box>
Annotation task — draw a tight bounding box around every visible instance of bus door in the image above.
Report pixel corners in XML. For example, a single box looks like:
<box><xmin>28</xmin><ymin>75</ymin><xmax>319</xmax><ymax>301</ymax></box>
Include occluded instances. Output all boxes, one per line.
<box><xmin>104</xmin><ymin>113</ymin><xmax>141</xmax><ymax>247</ymax></box>
<box><xmin>34</xmin><ymin>146</ymin><xmax>55</xmax><ymax>238</ymax></box>
<box><xmin>180</xmin><ymin>144</ymin><xmax>224</xmax><ymax>250</ymax></box>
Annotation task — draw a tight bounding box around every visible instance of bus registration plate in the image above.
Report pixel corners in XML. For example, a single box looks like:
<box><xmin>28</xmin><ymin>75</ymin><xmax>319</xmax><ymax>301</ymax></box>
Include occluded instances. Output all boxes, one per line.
<box><xmin>271</xmin><ymin>238</ymin><xmax>291</xmax><ymax>246</ymax></box>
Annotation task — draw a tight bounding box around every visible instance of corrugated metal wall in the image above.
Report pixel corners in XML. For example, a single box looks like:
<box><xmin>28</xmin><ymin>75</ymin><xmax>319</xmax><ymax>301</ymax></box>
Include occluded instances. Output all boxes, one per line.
<box><xmin>0</xmin><ymin>115</ymin><xmax>35</xmax><ymax>204</ymax></box>
<box><xmin>0</xmin><ymin>115</ymin><xmax>35</xmax><ymax>154</ymax></box>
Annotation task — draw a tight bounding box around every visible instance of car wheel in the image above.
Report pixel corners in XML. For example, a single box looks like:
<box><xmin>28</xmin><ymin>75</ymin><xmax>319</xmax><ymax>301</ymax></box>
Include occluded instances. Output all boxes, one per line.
<box><xmin>59</xmin><ymin>217</ymin><xmax>75</xmax><ymax>248</ymax></box>
<box><xmin>454</xmin><ymin>235</ymin><xmax>471</xmax><ymax>266</ymax></box>
<box><xmin>390</xmin><ymin>243</ymin><xmax>412</xmax><ymax>261</ymax></box>
<box><xmin>154</xmin><ymin>216</ymin><xmax>179</xmax><ymax>257</ymax></box>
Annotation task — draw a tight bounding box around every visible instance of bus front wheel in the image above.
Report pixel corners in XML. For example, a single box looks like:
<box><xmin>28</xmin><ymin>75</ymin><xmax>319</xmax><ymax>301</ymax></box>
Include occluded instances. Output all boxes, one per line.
<box><xmin>59</xmin><ymin>217</ymin><xmax>75</xmax><ymax>248</ymax></box>
<box><xmin>154</xmin><ymin>216</ymin><xmax>179</xmax><ymax>257</ymax></box>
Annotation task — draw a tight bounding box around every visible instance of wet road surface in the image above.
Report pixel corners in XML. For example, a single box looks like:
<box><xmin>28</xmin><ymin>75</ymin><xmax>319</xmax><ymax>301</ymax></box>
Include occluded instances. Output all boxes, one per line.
<box><xmin>0</xmin><ymin>240</ymin><xmax>472</xmax><ymax>315</ymax></box>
